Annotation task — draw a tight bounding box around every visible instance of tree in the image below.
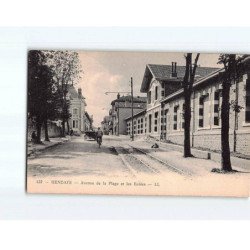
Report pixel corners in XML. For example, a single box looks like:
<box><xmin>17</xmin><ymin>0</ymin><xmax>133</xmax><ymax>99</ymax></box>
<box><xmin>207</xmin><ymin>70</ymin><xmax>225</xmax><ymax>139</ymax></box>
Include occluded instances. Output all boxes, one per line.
<box><xmin>45</xmin><ymin>51</ymin><xmax>82</xmax><ymax>136</ymax></box>
<box><xmin>217</xmin><ymin>54</ymin><xmax>244</xmax><ymax>172</ymax></box>
<box><xmin>182</xmin><ymin>53</ymin><xmax>200</xmax><ymax>157</ymax></box>
<box><xmin>43</xmin><ymin>81</ymin><xmax>62</xmax><ymax>141</ymax></box>
<box><xmin>28</xmin><ymin>50</ymin><xmax>55</xmax><ymax>143</ymax></box>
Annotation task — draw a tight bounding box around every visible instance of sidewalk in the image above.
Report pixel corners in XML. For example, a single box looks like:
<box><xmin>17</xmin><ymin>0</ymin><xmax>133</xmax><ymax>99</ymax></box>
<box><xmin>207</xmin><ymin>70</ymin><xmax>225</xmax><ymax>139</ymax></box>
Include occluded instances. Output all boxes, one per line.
<box><xmin>131</xmin><ymin>136</ymin><xmax>250</xmax><ymax>171</ymax></box>
<box><xmin>27</xmin><ymin>136</ymin><xmax>70</xmax><ymax>157</ymax></box>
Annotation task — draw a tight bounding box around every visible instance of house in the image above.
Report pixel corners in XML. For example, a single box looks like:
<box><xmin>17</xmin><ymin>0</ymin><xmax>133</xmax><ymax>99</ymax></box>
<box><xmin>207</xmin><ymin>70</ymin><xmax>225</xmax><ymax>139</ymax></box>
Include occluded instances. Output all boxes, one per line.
<box><xmin>84</xmin><ymin>111</ymin><xmax>93</xmax><ymax>131</ymax></box>
<box><xmin>68</xmin><ymin>85</ymin><xmax>87</xmax><ymax>134</ymax></box>
<box><xmin>125</xmin><ymin>60</ymin><xmax>250</xmax><ymax>156</ymax></box>
<box><xmin>110</xmin><ymin>94</ymin><xmax>147</xmax><ymax>135</ymax></box>
<box><xmin>101</xmin><ymin>115</ymin><xmax>112</xmax><ymax>134</ymax></box>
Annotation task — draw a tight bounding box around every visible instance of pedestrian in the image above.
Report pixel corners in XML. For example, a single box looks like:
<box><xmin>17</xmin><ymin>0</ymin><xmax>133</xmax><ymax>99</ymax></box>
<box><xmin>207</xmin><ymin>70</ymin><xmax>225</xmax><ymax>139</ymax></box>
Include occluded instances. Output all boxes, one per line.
<box><xmin>31</xmin><ymin>131</ymin><xmax>37</xmax><ymax>142</ymax></box>
<box><xmin>96</xmin><ymin>127</ymin><xmax>103</xmax><ymax>144</ymax></box>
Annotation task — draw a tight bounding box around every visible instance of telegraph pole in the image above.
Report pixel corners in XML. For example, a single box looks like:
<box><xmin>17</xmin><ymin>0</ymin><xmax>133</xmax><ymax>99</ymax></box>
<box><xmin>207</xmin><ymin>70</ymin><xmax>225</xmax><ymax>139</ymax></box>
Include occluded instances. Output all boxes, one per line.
<box><xmin>131</xmin><ymin>77</ymin><xmax>134</xmax><ymax>141</ymax></box>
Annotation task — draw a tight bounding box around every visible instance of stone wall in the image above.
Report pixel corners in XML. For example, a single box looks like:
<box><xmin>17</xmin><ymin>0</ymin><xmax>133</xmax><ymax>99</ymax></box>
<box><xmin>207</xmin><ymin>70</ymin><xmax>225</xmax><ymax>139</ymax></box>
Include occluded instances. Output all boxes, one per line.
<box><xmin>27</xmin><ymin>120</ymin><xmax>61</xmax><ymax>141</ymax></box>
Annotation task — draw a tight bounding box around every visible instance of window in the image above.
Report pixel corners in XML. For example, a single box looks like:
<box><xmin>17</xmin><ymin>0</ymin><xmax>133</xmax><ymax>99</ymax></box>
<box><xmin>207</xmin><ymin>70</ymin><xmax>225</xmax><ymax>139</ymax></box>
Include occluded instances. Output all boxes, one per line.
<box><xmin>246</xmin><ymin>79</ymin><xmax>250</xmax><ymax>122</ymax></box>
<box><xmin>148</xmin><ymin>91</ymin><xmax>151</xmax><ymax>104</ymax></box>
<box><xmin>134</xmin><ymin>120</ymin><xmax>136</xmax><ymax>134</ymax></box>
<box><xmin>199</xmin><ymin>96</ymin><xmax>204</xmax><ymax>127</ymax></box>
<box><xmin>161</xmin><ymin>90</ymin><xmax>165</xmax><ymax>98</ymax></box>
<box><xmin>173</xmin><ymin>106</ymin><xmax>178</xmax><ymax>130</ymax></box>
<box><xmin>203</xmin><ymin>94</ymin><xmax>210</xmax><ymax>127</ymax></box>
<box><xmin>73</xmin><ymin>120</ymin><xmax>78</xmax><ymax>128</ymax></box>
<box><xmin>164</xmin><ymin>109</ymin><xmax>168</xmax><ymax>124</ymax></box>
<box><xmin>154</xmin><ymin>112</ymin><xmax>158</xmax><ymax>132</ymax></box>
<box><xmin>155</xmin><ymin>86</ymin><xmax>158</xmax><ymax>100</ymax></box>
<box><xmin>73</xmin><ymin>108</ymin><xmax>78</xmax><ymax>115</ymax></box>
<box><xmin>214</xmin><ymin>90</ymin><xmax>220</xmax><ymax>126</ymax></box>
<box><xmin>199</xmin><ymin>93</ymin><xmax>210</xmax><ymax>128</ymax></box>
<box><xmin>161</xmin><ymin>109</ymin><xmax>168</xmax><ymax>132</ymax></box>
<box><xmin>127</xmin><ymin>122</ymin><xmax>131</xmax><ymax>134</ymax></box>
<box><xmin>149</xmin><ymin>114</ymin><xmax>152</xmax><ymax>133</ymax></box>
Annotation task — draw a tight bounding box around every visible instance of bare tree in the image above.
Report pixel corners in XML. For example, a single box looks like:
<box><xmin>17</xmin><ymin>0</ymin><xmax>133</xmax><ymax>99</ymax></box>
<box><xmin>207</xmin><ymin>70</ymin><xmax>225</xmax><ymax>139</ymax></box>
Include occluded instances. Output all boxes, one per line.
<box><xmin>183</xmin><ymin>53</ymin><xmax>200</xmax><ymax>157</ymax></box>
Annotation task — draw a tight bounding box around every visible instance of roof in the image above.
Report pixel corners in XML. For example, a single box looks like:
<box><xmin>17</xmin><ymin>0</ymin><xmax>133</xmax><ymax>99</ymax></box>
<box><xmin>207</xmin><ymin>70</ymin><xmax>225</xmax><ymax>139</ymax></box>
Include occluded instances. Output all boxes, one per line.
<box><xmin>160</xmin><ymin>68</ymin><xmax>223</xmax><ymax>103</ymax></box>
<box><xmin>159</xmin><ymin>55</ymin><xmax>250</xmax><ymax>103</ymax></box>
<box><xmin>85</xmin><ymin>111</ymin><xmax>92</xmax><ymax>122</ymax></box>
<box><xmin>68</xmin><ymin>85</ymin><xmax>78</xmax><ymax>98</ymax></box>
<box><xmin>140</xmin><ymin>64</ymin><xmax>220</xmax><ymax>92</ymax></box>
<box><xmin>68</xmin><ymin>85</ymin><xmax>85</xmax><ymax>100</ymax></box>
<box><xmin>124</xmin><ymin>109</ymin><xmax>147</xmax><ymax>121</ymax></box>
<box><xmin>111</xmin><ymin>95</ymin><xmax>147</xmax><ymax>105</ymax></box>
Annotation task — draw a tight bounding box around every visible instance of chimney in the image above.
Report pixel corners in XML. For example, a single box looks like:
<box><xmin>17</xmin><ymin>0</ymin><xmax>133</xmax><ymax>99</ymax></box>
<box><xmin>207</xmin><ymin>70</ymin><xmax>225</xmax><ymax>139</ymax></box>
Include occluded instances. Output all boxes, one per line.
<box><xmin>171</xmin><ymin>62</ymin><xmax>177</xmax><ymax>78</ymax></box>
<box><xmin>117</xmin><ymin>93</ymin><xmax>120</xmax><ymax>99</ymax></box>
<box><xmin>78</xmin><ymin>88</ymin><xmax>82</xmax><ymax>97</ymax></box>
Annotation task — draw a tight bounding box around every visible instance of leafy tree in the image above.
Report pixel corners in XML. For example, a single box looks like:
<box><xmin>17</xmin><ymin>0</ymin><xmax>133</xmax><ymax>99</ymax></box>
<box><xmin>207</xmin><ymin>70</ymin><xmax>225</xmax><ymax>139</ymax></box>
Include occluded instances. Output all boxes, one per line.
<box><xmin>45</xmin><ymin>51</ymin><xmax>82</xmax><ymax>136</ymax></box>
<box><xmin>217</xmin><ymin>54</ymin><xmax>245</xmax><ymax>172</ymax></box>
<box><xmin>183</xmin><ymin>53</ymin><xmax>200</xmax><ymax>157</ymax></box>
<box><xmin>28</xmin><ymin>50</ymin><xmax>55</xmax><ymax>143</ymax></box>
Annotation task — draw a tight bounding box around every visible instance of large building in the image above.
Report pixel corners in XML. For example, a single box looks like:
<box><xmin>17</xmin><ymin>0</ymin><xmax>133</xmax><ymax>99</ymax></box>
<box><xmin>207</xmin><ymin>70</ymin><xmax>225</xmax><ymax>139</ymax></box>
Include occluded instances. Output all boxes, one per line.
<box><xmin>109</xmin><ymin>94</ymin><xmax>147</xmax><ymax>135</ymax></box>
<box><xmin>125</xmin><ymin>61</ymin><xmax>250</xmax><ymax>156</ymax></box>
<box><xmin>68</xmin><ymin>85</ymin><xmax>87</xmax><ymax>134</ymax></box>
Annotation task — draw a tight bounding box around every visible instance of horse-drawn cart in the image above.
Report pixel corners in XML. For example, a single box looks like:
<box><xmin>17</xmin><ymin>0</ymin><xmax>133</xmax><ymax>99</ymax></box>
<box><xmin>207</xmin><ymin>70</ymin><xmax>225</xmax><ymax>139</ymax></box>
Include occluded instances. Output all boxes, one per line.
<box><xmin>84</xmin><ymin>131</ymin><xmax>96</xmax><ymax>140</ymax></box>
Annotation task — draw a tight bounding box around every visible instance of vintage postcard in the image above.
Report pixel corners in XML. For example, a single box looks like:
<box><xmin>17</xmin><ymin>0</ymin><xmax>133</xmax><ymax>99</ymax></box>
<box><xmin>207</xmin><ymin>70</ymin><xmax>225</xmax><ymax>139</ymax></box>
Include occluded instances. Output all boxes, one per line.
<box><xmin>26</xmin><ymin>51</ymin><xmax>250</xmax><ymax>197</ymax></box>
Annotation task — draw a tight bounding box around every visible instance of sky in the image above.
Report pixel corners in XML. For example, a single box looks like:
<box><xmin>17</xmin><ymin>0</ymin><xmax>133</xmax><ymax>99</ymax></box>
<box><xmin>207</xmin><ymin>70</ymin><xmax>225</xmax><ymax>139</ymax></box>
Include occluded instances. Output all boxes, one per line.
<box><xmin>77</xmin><ymin>51</ymin><xmax>221</xmax><ymax>127</ymax></box>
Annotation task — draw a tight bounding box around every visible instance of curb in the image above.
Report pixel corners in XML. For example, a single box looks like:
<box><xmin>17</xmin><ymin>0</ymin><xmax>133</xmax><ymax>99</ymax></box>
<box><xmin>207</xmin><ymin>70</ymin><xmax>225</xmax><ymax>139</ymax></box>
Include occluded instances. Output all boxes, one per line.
<box><xmin>143</xmin><ymin>139</ymin><xmax>250</xmax><ymax>170</ymax></box>
<box><xmin>27</xmin><ymin>141</ymin><xmax>63</xmax><ymax>157</ymax></box>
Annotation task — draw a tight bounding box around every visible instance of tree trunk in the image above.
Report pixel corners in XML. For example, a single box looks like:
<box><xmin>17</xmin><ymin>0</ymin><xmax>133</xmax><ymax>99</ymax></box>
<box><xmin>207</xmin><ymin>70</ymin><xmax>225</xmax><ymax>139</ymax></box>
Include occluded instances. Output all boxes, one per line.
<box><xmin>184</xmin><ymin>91</ymin><xmax>192</xmax><ymax>157</ymax></box>
<box><xmin>36</xmin><ymin>121</ymin><xmax>42</xmax><ymax>144</ymax></box>
<box><xmin>44</xmin><ymin>119</ymin><xmax>50</xmax><ymax>142</ymax></box>
<box><xmin>66</xmin><ymin>120</ymin><xmax>70</xmax><ymax>134</ymax></box>
<box><xmin>221</xmin><ymin>81</ymin><xmax>232</xmax><ymax>171</ymax></box>
<box><xmin>61</xmin><ymin>119</ymin><xmax>65</xmax><ymax>137</ymax></box>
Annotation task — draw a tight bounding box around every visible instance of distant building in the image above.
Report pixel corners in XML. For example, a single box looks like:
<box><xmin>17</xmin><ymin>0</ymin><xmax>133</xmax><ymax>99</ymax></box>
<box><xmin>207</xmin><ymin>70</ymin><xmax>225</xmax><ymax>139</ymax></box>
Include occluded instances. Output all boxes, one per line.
<box><xmin>68</xmin><ymin>85</ymin><xmax>87</xmax><ymax>134</ymax></box>
<box><xmin>101</xmin><ymin>116</ymin><xmax>112</xmax><ymax>134</ymax></box>
<box><xmin>125</xmin><ymin>109</ymin><xmax>146</xmax><ymax>136</ymax></box>
<box><xmin>84</xmin><ymin>111</ymin><xmax>93</xmax><ymax>131</ymax></box>
<box><xmin>109</xmin><ymin>94</ymin><xmax>147</xmax><ymax>135</ymax></box>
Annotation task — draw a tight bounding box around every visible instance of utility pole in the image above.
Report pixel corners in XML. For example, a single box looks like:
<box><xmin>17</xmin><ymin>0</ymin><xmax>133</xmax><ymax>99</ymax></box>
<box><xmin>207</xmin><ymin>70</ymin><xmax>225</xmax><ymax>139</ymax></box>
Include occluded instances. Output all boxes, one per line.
<box><xmin>117</xmin><ymin>100</ymin><xmax>119</xmax><ymax>136</ymax></box>
<box><xmin>131</xmin><ymin>77</ymin><xmax>134</xmax><ymax>141</ymax></box>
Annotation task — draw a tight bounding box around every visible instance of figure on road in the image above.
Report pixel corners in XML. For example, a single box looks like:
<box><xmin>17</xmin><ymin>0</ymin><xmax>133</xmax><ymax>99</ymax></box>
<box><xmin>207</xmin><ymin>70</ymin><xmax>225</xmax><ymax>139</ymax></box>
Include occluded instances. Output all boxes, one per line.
<box><xmin>96</xmin><ymin>127</ymin><xmax>103</xmax><ymax>147</ymax></box>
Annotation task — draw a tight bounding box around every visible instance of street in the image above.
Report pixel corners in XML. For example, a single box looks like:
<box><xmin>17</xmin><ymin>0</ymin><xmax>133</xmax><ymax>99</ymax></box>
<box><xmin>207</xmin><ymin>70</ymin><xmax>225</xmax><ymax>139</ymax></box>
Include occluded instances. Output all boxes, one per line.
<box><xmin>28</xmin><ymin>135</ymin><xmax>186</xmax><ymax>179</ymax></box>
<box><xmin>27</xmin><ymin>135</ymin><xmax>250</xmax><ymax>197</ymax></box>
<box><xmin>27</xmin><ymin>135</ymin><xmax>250</xmax><ymax>178</ymax></box>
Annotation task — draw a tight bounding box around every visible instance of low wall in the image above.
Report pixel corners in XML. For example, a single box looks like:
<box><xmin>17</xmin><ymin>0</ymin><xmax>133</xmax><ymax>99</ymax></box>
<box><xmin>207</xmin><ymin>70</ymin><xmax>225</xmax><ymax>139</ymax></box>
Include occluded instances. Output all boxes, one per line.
<box><xmin>27</xmin><ymin>121</ymin><xmax>61</xmax><ymax>141</ymax></box>
<box><xmin>141</xmin><ymin>129</ymin><xmax>250</xmax><ymax>156</ymax></box>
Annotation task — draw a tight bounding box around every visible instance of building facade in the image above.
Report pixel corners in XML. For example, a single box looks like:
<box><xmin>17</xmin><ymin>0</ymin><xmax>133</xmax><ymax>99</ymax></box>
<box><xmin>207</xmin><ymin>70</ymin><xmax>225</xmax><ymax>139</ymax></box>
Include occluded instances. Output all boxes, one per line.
<box><xmin>109</xmin><ymin>94</ymin><xmax>147</xmax><ymax>135</ymax></box>
<box><xmin>101</xmin><ymin>115</ymin><xmax>112</xmax><ymax>134</ymax></box>
<box><xmin>125</xmin><ymin>61</ymin><xmax>250</xmax><ymax>156</ymax></box>
<box><xmin>68</xmin><ymin>85</ymin><xmax>87</xmax><ymax>134</ymax></box>
<box><xmin>125</xmin><ymin>109</ymin><xmax>146</xmax><ymax>137</ymax></box>
<box><xmin>83</xmin><ymin>111</ymin><xmax>93</xmax><ymax>131</ymax></box>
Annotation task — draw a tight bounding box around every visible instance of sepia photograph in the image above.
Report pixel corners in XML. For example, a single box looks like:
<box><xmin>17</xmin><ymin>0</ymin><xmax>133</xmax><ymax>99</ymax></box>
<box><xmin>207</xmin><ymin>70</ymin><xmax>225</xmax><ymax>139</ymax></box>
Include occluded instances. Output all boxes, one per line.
<box><xmin>26</xmin><ymin>50</ymin><xmax>250</xmax><ymax>197</ymax></box>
